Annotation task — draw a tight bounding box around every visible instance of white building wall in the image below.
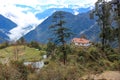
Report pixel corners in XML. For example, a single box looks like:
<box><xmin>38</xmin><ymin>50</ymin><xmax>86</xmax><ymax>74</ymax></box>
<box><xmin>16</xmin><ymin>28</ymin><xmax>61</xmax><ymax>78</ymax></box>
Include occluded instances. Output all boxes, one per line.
<box><xmin>74</xmin><ymin>42</ymin><xmax>91</xmax><ymax>46</ymax></box>
<box><xmin>75</xmin><ymin>42</ymin><xmax>78</xmax><ymax>45</ymax></box>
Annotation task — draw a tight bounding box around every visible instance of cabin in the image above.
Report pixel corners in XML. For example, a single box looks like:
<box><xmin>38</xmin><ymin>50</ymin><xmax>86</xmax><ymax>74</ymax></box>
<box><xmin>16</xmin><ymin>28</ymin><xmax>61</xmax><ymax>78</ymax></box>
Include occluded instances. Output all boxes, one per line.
<box><xmin>72</xmin><ymin>38</ymin><xmax>91</xmax><ymax>46</ymax></box>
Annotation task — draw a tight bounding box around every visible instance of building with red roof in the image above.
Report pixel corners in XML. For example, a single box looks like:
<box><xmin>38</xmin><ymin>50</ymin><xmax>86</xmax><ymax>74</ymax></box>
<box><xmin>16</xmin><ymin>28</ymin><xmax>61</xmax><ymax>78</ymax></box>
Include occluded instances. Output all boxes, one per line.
<box><xmin>72</xmin><ymin>38</ymin><xmax>91</xmax><ymax>46</ymax></box>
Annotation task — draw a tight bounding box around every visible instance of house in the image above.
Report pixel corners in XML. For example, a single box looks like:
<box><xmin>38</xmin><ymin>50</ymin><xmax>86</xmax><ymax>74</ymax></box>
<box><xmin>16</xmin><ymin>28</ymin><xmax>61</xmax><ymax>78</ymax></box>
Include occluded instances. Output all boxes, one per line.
<box><xmin>72</xmin><ymin>38</ymin><xmax>91</xmax><ymax>46</ymax></box>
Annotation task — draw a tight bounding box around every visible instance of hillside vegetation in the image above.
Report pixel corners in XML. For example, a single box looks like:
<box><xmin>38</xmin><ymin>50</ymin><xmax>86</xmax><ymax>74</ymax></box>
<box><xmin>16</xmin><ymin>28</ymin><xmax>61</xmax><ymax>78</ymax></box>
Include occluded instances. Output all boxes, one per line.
<box><xmin>38</xmin><ymin>44</ymin><xmax>120</xmax><ymax>80</ymax></box>
<box><xmin>0</xmin><ymin>43</ymin><xmax>120</xmax><ymax>80</ymax></box>
<box><xmin>0</xmin><ymin>45</ymin><xmax>46</xmax><ymax>63</ymax></box>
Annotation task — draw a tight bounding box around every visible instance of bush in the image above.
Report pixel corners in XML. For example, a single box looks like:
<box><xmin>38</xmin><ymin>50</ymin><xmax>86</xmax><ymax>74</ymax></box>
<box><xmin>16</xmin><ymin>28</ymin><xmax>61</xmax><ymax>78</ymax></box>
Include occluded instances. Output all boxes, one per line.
<box><xmin>37</xmin><ymin>62</ymin><xmax>80</xmax><ymax>80</ymax></box>
<box><xmin>27</xmin><ymin>41</ymin><xmax>41</xmax><ymax>50</ymax></box>
<box><xmin>108</xmin><ymin>54</ymin><xmax>120</xmax><ymax>62</ymax></box>
<box><xmin>10</xmin><ymin>60</ymin><xmax>28</xmax><ymax>80</ymax></box>
<box><xmin>77</xmin><ymin>49</ymin><xmax>89</xmax><ymax>63</ymax></box>
<box><xmin>87</xmin><ymin>47</ymin><xmax>100</xmax><ymax>61</ymax></box>
<box><xmin>0</xmin><ymin>64</ymin><xmax>22</xmax><ymax>80</ymax></box>
<box><xmin>0</xmin><ymin>42</ymin><xmax>9</xmax><ymax>49</ymax></box>
<box><xmin>27</xmin><ymin>73</ymin><xmax>38</xmax><ymax>80</ymax></box>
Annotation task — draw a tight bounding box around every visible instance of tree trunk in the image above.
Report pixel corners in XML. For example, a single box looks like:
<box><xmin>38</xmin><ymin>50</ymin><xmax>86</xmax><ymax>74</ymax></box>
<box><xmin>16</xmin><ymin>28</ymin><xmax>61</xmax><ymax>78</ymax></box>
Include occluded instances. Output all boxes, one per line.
<box><xmin>118</xmin><ymin>22</ymin><xmax>120</xmax><ymax>52</ymax></box>
<box><xmin>63</xmin><ymin>50</ymin><xmax>66</xmax><ymax>65</ymax></box>
<box><xmin>102</xmin><ymin>3</ymin><xmax>106</xmax><ymax>51</ymax></box>
<box><xmin>62</xmin><ymin>44</ymin><xmax>67</xmax><ymax>65</ymax></box>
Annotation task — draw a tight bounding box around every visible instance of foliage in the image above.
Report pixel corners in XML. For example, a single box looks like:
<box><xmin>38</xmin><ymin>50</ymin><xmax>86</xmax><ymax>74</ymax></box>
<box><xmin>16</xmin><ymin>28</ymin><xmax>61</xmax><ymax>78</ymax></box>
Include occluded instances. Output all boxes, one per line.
<box><xmin>10</xmin><ymin>60</ymin><xmax>28</xmax><ymax>80</ymax></box>
<box><xmin>37</xmin><ymin>62</ymin><xmax>80</xmax><ymax>80</ymax></box>
<box><xmin>92</xmin><ymin>0</ymin><xmax>120</xmax><ymax>52</ymax></box>
<box><xmin>27</xmin><ymin>41</ymin><xmax>41</xmax><ymax>50</ymax></box>
<box><xmin>111</xmin><ymin>0</ymin><xmax>120</xmax><ymax>52</ymax></box>
<box><xmin>92</xmin><ymin>0</ymin><xmax>112</xmax><ymax>51</ymax></box>
<box><xmin>16</xmin><ymin>37</ymin><xmax>26</xmax><ymax>45</ymax></box>
<box><xmin>46</xmin><ymin>40</ymin><xmax>56</xmax><ymax>56</ymax></box>
<box><xmin>49</xmin><ymin>11</ymin><xmax>73</xmax><ymax>64</ymax></box>
<box><xmin>0</xmin><ymin>42</ymin><xmax>9</xmax><ymax>49</ymax></box>
<box><xmin>0</xmin><ymin>64</ymin><xmax>21</xmax><ymax>80</ymax></box>
<box><xmin>0</xmin><ymin>43</ymin><xmax>120</xmax><ymax>79</ymax></box>
<box><xmin>0</xmin><ymin>61</ymin><xmax>28</xmax><ymax>80</ymax></box>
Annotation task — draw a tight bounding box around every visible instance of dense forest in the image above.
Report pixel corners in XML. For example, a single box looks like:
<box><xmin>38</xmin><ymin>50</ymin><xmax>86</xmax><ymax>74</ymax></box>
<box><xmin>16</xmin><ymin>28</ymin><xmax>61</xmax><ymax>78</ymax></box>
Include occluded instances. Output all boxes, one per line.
<box><xmin>0</xmin><ymin>0</ymin><xmax>120</xmax><ymax>80</ymax></box>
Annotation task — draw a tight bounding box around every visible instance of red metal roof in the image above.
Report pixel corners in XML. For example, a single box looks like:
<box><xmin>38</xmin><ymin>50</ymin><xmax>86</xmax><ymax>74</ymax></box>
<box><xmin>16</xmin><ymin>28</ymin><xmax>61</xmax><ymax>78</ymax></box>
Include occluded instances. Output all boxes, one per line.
<box><xmin>72</xmin><ymin>38</ymin><xmax>90</xmax><ymax>44</ymax></box>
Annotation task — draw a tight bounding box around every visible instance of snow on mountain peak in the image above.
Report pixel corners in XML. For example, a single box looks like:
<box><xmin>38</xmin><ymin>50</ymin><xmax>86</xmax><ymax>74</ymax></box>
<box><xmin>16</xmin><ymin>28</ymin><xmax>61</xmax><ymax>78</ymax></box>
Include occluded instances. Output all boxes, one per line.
<box><xmin>0</xmin><ymin>0</ymin><xmax>97</xmax><ymax>41</ymax></box>
<box><xmin>1</xmin><ymin>11</ymin><xmax>45</xmax><ymax>41</ymax></box>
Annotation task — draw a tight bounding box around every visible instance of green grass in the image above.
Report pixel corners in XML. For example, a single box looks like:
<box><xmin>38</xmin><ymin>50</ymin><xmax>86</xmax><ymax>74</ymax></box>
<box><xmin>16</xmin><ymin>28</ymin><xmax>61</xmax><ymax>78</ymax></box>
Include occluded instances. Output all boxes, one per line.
<box><xmin>0</xmin><ymin>45</ymin><xmax>46</xmax><ymax>62</ymax></box>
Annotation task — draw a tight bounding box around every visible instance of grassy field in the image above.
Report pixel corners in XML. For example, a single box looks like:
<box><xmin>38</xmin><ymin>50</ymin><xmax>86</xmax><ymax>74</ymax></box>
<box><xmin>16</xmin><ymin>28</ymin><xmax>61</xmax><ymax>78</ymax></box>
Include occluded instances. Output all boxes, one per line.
<box><xmin>0</xmin><ymin>45</ymin><xmax>46</xmax><ymax>63</ymax></box>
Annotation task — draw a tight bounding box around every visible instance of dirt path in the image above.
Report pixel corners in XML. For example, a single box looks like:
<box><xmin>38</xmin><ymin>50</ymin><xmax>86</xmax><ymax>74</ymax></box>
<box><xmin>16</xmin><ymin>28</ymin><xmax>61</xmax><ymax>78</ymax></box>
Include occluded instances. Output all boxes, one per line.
<box><xmin>81</xmin><ymin>71</ymin><xmax>120</xmax><ymax>80</ymax></box>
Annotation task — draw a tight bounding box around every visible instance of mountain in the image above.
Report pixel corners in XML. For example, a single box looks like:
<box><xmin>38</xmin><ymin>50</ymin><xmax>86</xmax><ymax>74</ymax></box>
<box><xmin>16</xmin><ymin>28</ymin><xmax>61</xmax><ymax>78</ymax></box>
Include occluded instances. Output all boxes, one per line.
<box><xmin>0</xmin><ymin>7</ymin><xmax>92</xmax><ymax>42</ymax></box>
<box><xmin>0</xmin><ymin>30</ymin><xmax>9</xmax><ymax>43</ymax></box>
<box><xmin>36</xmin><ymin>7</ymin><xmax>91</xmax><ymax>19</ymax></box>
<box><xmin>24</xmin><ymin>11</ymin><xmax>99</xmax><ymax>43</ymax></box>
<box><xmin>0</xmin><ymin>14</ymin><xmax>17</xmax><ymax>42</ymax></box>
<box><xmin>0</xmin><ymin>15</ymin><xmax>17</xmax><ymax>31</ymax></box>
<box><xmin>80</xmin><ymin>22</ymin><xmax>100</xmax><ymax>42</ymax></box>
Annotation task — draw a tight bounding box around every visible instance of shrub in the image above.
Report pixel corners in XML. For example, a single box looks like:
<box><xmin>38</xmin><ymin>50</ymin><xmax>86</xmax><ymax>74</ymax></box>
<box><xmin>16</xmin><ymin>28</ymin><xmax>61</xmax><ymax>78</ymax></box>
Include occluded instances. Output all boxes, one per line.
<box><xmin>10</xmin><ymin>60</ymin><xmax>28</xmax><ymax>80</ymax></box>
<box><xmin>27</xmin><ymin>73</ymin><xmax>38</xmax><ymax>80</ymax></box>
<box><xmin>87</xmin><ymin>47</ymin><xmax>100</xmax><ymax>61</ymax></box>
<box><xmin>37</xmin><ymin>62</ymin><xmax>80</xmax><ymax>80</ymax></box>
<box><xmin>0</xmin><ymin>64</ymin><xmax>22</xmax><ymax>80</ymax></box>
<box><xmin>108</xmin><ymin>54</ymin><xmax>120</xmax><ymax>62</ymax></box>
<box><xmin>27</xmin><ymin>41</ymin><xmax>41</xmax><ymax>50</ymax></box>
<box><xmin>0</xmin><ymin>42</ymin><xmax>9</xmax><ymax>49</ymax></box>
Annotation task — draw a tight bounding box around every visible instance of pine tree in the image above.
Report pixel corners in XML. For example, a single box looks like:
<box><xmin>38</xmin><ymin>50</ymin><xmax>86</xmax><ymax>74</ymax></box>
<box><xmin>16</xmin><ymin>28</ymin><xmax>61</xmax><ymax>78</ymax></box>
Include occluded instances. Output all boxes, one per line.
<box><xmin>19</xmin><ymin>37</ymin><xmax>26</xmax><ymax>45</ymax></box>
<box><xmin>111</xmin><ymin>0</ymin><xmax>120</xmax><ymax>52</ymax></box>
<box><xmin>46</xmin><ymin>38</ymin><xmax>56</xmax><ymax>57</ymax></box>
<box><xmin>92</xmin><ymin>0</ymin><xmax>112</xmax><ymax>51</ymax></box>
<box><xmin>49</xmin><ymin>11</ymin><xmax>73</xmax><ymax>65</ymax></box>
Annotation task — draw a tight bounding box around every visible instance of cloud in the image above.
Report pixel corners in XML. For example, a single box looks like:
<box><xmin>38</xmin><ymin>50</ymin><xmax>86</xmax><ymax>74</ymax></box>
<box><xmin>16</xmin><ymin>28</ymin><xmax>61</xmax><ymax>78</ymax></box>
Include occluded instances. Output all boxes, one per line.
<box><xmin>0</xmin><ymin>0</ymin><xmax>46</xmax><ymax>41</ymax></box>
<box><xmin>0</xmin><ymin>0</ymin><xmax>98</xmax><ymax>16</ymax></box>
<box><xmin>0</xmin><ymin>0</ymin><xmax>99</xmax><ymax>41</ymax></box>
<box><xmin>74</xmin><ymin>10</ymin><xmax>79</xmax><ymax>15</ymax></box>
<box><xmin>0</xmin><ymin>0</ymin><xmax>98</xmax><ymax>12</ymax></box>
<box><xmin>7</xmin><ymin>11</ymin><xmax>46</xmax><ymax>41</ymax></box>
<box><xmin>8</xmin><ymin>17</ymin><xmax>46</xmax><ymax>41</ymax></box>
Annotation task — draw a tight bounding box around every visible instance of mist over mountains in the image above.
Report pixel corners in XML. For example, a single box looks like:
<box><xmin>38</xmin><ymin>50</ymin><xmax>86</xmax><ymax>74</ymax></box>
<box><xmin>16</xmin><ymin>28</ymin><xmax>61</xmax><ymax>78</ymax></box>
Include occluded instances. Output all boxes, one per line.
<box><xmin>24</xmin><ymin>11</ymin><xmax>99</xmax><ymax>43</ymax></box>
<box><xmin>0</xmin><ymin>7</ymin><xmax>100</xmax><ymax>43</ymax></box>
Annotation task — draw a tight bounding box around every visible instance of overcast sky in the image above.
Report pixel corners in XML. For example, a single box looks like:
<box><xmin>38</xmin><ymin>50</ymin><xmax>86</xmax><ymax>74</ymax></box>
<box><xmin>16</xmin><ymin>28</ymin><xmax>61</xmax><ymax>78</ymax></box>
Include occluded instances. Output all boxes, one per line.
<box><xmin>0</xmin><ymin>0</ymin><xmax>98</xmax><ymax>41</ymax></box>
<box><xmin>0</xmin><ymin>0</ymin><xmax>98</xmax><ymax>14</ymax></box>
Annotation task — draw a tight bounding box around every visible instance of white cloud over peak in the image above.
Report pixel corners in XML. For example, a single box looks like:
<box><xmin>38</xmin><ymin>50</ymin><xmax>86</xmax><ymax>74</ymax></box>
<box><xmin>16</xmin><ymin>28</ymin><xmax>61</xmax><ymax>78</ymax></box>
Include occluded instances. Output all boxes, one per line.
<box><xmin>0</xmin><ymin>0</ymin><xmax>45</xmax><ymax>41</ymax></box>
<box><xmin>0</xmin><ymin>0</ymin><xmax>99</xmax><ymax>41</ymax></box>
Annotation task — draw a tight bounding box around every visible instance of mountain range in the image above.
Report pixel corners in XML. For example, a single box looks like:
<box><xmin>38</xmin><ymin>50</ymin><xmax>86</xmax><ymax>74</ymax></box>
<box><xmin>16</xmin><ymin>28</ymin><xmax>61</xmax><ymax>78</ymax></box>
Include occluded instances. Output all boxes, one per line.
<box><xmin>0</xmin><ymin>15</ymin><xmax>17</xmax><ymax>42</ymax></box>
<box><xmin>24</xmin><ymin>11</ymin><xmax>99</xmax><ymax>43</ymax></box>
<box><xmin>0</xmin><ymin>8</ymin><xmax>100</xmax><ymax>43</ymax></box>
<box><xmin>36</xmin><ymin>7</ymin><xmax>92</xmax><ymax>19</ymax></box>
